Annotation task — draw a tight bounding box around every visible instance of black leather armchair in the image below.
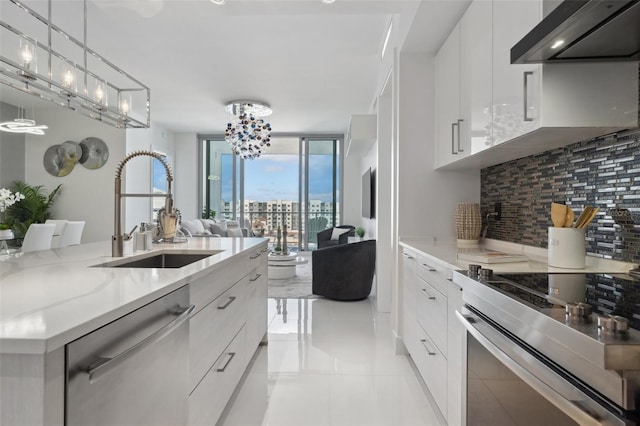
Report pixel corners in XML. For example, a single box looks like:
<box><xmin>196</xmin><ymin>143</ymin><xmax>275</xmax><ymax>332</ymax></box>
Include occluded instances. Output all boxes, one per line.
<box><xmin>312</xmin><ymin>240</ymin><xmax>376</xmax><ymax>301</ymax></box>
<box><xmin>317</xmin><ymin>225</ymin><xmax>355</xmax><ymax>249</ymax></box>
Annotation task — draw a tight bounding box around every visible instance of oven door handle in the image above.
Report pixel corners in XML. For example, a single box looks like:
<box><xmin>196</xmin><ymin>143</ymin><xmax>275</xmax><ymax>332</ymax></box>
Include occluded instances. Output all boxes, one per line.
<box><xmin>456</xmin><ymin>310</ymin><xmax>605</xmax><ymax>426</ymax></box>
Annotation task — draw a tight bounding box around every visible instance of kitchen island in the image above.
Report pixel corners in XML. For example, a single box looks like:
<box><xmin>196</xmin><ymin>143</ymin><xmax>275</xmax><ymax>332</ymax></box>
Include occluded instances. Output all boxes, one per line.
<box><xmin>0</xmin><ymin>237</ymin><xmax>268</xmax><ymax>425</ymax></box>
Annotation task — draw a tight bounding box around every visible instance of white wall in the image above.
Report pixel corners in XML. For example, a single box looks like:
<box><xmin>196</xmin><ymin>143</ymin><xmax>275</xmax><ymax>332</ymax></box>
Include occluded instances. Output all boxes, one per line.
<box><xmin>0</xmin><ymin>102</ymin><xmax>26</xmax><ymax>188</ymax></box>
<box><xmin>124</xmin><ymin>124</ymin><xmax>175</xmax><ymax>233</ymax></box>
<box><xmin>174</xmin><ymin>132</ymin><xmax>198</xmax><ymax>220</ymax></box>
<box><xmin>24</xmin><ymin>107</ymin><xmax>126</xmax><ymax>243</ymax></box>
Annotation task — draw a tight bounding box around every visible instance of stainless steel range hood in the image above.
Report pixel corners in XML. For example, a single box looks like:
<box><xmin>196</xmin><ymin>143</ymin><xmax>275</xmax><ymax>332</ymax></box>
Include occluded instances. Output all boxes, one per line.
<box><xmin>511</xmin><ymin>0</ymin><xmax>640</xmax><ymax>64</ymax></box>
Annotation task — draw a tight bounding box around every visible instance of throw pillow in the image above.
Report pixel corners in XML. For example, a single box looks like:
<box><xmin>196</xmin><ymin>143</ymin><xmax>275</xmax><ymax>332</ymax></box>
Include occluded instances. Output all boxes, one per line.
<box><xmin>181</xmin><ymin>219</ymin><xmax>205</xmax><ymax>236</ymax></box>
<box><xmin>330</xmin><ymin>227</ymin><xmax>350</xmax><ymax>241</ymax></box>
<box><xmin>227</xmin><ymin>228</ymin><xmax>244</xmax><ymax>238</ymax></box>
<box><xmin>200</xmin><ymin>219</ymin><xmax>216</xmax><ymax>232</ymax></box>
<box><xmin>215</xmin><ymin>219</ymin><xmax>228</xmax><ymax>233</ymax></box>
<box><xmin>210</xmin><ymin>223</ymin><xmax>226</xmax><ymax>236</ymax></box>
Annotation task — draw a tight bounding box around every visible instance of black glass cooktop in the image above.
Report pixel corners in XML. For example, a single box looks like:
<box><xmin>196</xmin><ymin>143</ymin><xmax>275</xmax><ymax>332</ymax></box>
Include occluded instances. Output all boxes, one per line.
<box><xmin>481</xmin><ymin>273</ymin><xmax>640</xmax><ymax>329</ymax></box>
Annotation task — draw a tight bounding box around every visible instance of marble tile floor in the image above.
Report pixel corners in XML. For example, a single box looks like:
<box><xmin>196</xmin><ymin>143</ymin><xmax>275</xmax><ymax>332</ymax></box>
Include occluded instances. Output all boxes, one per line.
<box><xmin>220</xmin><ymin>298</ymin><xmax>445</xmax><ymax>426</ymax></box>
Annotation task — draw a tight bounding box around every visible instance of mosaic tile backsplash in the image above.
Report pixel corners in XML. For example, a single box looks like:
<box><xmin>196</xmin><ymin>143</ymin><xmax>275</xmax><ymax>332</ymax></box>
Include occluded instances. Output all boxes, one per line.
<box><xmin>481</xmin><ymin>128</ymin><xmax>640</xmax><ymax>264</ymax></box>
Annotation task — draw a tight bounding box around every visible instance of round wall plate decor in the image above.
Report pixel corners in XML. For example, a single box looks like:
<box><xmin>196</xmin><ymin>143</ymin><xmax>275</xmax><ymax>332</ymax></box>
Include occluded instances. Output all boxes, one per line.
<box><xmin>79</xmin><ymin>137</ymin><xmax>109</xmax><ymax>170</ymax></box>
<box><xmin>43</xmin><ymin>142</ymin><xmax>80</xmax><ymax>177</ymax></box>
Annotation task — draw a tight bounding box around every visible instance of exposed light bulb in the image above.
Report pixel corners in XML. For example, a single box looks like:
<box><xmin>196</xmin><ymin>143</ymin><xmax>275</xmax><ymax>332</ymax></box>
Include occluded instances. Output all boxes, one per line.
<box><xmin>120</xmin><ymin>100</ymin><xmax>129</xmax><ymax>115</ymax></box>
<box><xmin>95</xmin><ymin>86</ymin><xmax>104</xmax><ymax>102</ymax></box>
<box><xmin>63</xmin><ymin>69</ymin><xmax>74</xmax><ymax>88</ymax></box>
<box><xmin>21</xmin><ymin>46</ymin><xmax>33</xmax><ymax>68</ymax></box>
<box><xmin>551</xmin><ymin>40</ymin><xmax>564</xmax><ymax>49</ymax></box>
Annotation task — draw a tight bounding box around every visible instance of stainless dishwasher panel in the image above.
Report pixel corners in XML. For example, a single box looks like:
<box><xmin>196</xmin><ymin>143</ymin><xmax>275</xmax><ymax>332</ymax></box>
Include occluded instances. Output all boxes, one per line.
<box><xmin>66</xmin><ymin>286</ymin><xmax>192</xmax><ymax>426</ymax></box>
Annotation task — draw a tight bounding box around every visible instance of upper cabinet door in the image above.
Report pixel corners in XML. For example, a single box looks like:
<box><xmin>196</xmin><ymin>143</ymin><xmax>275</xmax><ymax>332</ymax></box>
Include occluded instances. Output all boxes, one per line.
<box><xmin>460</xmin><ymin>1</ymin><xmax>493</xmax><ymax>156</ymax></box>
<box><xmin>435</xmin><ymin>22</ymin><xmax>462</xmax><ymax>168</ymax></box>
<box><xmin>491</xmin><ymin>0</ymin><xmax>541</xmax><ymax>146</ymax></box>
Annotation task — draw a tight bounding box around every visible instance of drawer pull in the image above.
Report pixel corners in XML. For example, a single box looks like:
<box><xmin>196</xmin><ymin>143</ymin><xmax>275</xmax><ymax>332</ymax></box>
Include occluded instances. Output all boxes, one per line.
<box><xmin>261</xmin><ymin>248</ymin><xmax>269</xmax><ymax>252</ymax></box>
<box><xmin>447</xmin><ymin>278</ymin><xmax>452</xmax><ymax>282</ymax></box>
<box><xmin>250</xmin><ymin>273</ymin><xmax>262</xmax><ymax>282</ymax></box>
<box><xmin>421</xmin><ymin>263</ymin><xmax>436</xmax><ymax>272</ymax></box>
<box><xmin>217</xmin><ymin>296</ymin><xmax>237</xmax><ymax>310</ymax></box>
<box><xmin>403</xmin><ymin>253</ymin><xmax>414</xmax><ymax>259</ymax></box>
<box><xmin>250</xmin><ymin>253</ymin><xmax>262</xmax><ymax>259</ymax></box>
<box><xmin>420</xmin><ymin>339</ymin><xmax>437</xmax><ymax>356</ymax></box>
<box><xmin>216</xmin><ymin>352</ymin><xmax>236</xmax><ymax>372</ymax></box>
<box><xmin>421</xmin><ymin>288</ymin><xmax>436</xmax><ymax>300</ymax></box>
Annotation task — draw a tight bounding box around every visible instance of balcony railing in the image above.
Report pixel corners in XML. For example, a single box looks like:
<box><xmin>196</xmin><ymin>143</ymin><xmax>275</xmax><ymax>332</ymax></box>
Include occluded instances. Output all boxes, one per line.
<box><xmin>219</xmin><ymin>209</ymin><xmax>339</xmax><ymax>250</ymax></box>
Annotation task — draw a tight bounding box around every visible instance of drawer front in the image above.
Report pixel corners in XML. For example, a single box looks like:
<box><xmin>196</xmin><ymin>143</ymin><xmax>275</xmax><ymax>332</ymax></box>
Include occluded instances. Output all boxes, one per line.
<box><xmin>247</xmin><ymin>244</ymin><xmax>268</xmax><ymax>273</ymax></box>
<box><xmin>416</xmin><ymin>277</ymin><xmax>448</xmax><ymax>357</ymax></box>
<box><xmin>189</xmin><ymin>326</ymin><xmax>247</xmax><ymax>426</ymax></box>
<box><xmin>189</xmin><ymin>277</ymin><xmax>247</xmax><ymax>391</ymax></box>
<box><xmin>415</xmin><ymin>255</ymin><xmax>450</xmax><ymax>295</ymax></box>
<box><xmin>190</xmin><ymin>256</ymin><xmax>246</xmax><ymax>313</ymax></box>
<box><xmin>246</xmin><ymin>263</ymin><xmax>268</xmax><ymax>349</ymax></box>
<box><xmin>413</xmin><ymin>326</ymin><xmax>447</xmax><ymax>419</ymax></box>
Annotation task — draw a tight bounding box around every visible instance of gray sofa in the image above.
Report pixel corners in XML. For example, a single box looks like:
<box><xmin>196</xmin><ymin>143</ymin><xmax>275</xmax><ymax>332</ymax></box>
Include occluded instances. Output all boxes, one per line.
<box><xmin>180</xmin><ymin>218</ymin><xmax>249</xmax><ymax>237</ymax></box>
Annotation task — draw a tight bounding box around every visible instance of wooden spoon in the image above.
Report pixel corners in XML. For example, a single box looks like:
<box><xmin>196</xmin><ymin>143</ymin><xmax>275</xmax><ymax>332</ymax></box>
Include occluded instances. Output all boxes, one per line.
<box><xmin>551</xmin><ymin>202</ymin><xmax>568</xmax><ymax>227</ymax></box>
<box><xmin>579</xmin><ymin>207</ymin><xmax>599</xmax><ymax>229</ymax></box>
<box><xmin>573</xmin><ymin>206</ymin><xmax>592</xmax><ymax>229</ymax></box>
<box><xmin>564</xmin><ymin>208</ymin><xmax>575</xmax><ymax>227</ymax></box>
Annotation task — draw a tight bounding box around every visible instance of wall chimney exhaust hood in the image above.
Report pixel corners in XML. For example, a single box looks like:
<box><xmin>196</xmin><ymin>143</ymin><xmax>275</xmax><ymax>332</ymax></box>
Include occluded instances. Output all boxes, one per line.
<box><xmin>511</xmin><ymin>0</ymin><xmax>640</xmax><ymax>64</ymax></box>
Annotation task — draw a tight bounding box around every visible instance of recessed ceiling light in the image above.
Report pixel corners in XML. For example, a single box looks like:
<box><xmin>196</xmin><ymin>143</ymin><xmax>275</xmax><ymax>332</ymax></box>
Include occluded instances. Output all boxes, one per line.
<box><xmin>551</xmin><ymin>40</ymin><xmax>564</xmax><ymax>49</ymax></box>
<box><xmin>210</xmin><ymin>0</ymin><xmax>225</xmax><ymax>5</ymax></box>
<box><xmin>321</xmin><ymin>0</ymin><xmax>336</xmax><ymax>4</ymax></box>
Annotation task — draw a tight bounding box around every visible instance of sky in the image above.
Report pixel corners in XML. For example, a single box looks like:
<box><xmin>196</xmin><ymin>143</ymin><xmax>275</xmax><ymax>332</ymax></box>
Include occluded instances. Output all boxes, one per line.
<box><xmin>221</xmin><ymin>153</ymin><xmax>336</xmax><ymax>203</ymax></box>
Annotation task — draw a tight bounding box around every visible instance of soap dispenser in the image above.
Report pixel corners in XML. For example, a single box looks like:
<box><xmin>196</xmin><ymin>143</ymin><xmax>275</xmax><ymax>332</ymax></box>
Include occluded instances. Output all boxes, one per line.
<box><xmin>134</xmin><ymin>223</ymin><xmax>150</xmax><ymax>251</ymax></box>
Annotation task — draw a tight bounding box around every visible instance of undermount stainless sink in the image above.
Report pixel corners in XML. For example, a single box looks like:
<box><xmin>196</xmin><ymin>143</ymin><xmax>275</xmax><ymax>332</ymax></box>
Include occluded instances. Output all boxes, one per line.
<box><xmin>94</xmin><ymin>251</ymin><xmax>224</xmax><ymax>268</ymax></box>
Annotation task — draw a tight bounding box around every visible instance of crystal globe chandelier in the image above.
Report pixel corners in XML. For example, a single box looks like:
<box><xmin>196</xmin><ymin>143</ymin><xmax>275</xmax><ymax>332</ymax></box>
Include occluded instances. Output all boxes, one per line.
<box><xmin>224</xmin><ymin>101</ymin><xmax>272</xmax><ymax>160</ymax></box>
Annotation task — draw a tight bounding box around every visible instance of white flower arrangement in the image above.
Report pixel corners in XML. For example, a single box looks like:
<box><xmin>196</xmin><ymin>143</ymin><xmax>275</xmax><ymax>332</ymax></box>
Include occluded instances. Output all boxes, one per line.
<box><xmin>0</xmin><ymin>188</ymin><xmax>25</xmax><ymax>212</ymax></box>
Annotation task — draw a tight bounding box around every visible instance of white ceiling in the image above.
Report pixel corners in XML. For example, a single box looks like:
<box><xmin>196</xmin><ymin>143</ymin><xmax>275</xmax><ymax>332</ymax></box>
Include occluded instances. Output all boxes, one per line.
<box><xmin>0</xmin><ymin>0</ymin><xmax>471</xmax><ymax>135</ymax></box>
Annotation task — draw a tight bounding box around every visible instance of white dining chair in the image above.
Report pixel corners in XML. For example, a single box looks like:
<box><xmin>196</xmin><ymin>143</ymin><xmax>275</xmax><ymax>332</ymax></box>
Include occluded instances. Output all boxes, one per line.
<box><xmin>21</xmin><ymin>223</ymin><xmax>56</xmax><ymax>253</ymax></box>
<box><xmin>59</xmin><ymin>221</ymin><xmax>85</xmax><ymax>247</ymax></box>
<box><xmin>45</xmin><ymin>219</ymin><xmax>68</xmax><ymax>248</ymax></box>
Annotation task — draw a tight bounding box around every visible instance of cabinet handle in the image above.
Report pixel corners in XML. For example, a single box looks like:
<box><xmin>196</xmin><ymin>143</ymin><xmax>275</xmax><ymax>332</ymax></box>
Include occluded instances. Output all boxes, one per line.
<box><xmin>457</xmin><ymin>118</ymin><xmax>464</xmax><ymax>152</ymax></box>
<box><xmin>250</xmin><ymin>273</ymin><xmax>262</xmax><ymax>282</ymax></box>
<box><xmin>402</xmin><ymin>253</ymin><xmax>414</xmax><ymax>259</ymax></box>
<box><xmin>421</xmin><ymin>288</ymin><xmax>436</xmax><ymax>300</ymax></box>
<box><xmin>420</xmin><ymin>263</ymin><xmax>436</xmax><ymax>272</ymax></box>
<box><xmin>217</xmin><ymin>296</ymin><xmax>237</xmax><ymax>310</ymax></box>
<box><xmin>420</xmin><ymin>339</ymin><xmax>437</xmax><ymax>356</ymax></box>
<box><xmin>261</xmin><ymin>248</ymin><xmax>269</xmax><ymax>252</ymax></box>
<box><xmin>523</xmin><ymin>71</ymin><xmax>534</xmax><ymax>122</ymax></box>
<box><xmin>451</xmin><ymin>122</ymin><xmax>458</xmax><ymax>154</ymax></box>
<box><xmin>216</xmin><ymin>352</ymin><xmax>236</xmax><ymax>372</ymax></box>
<box><xmin>250</xmin><ymin>253</ymin><xmax>262</xmax><ymax>259</ymax></box>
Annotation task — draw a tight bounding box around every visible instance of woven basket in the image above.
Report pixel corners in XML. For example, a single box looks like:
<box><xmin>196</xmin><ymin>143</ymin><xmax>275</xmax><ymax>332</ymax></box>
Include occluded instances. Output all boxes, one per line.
<box><xmin>455</xmin><ymin>203</ymin><xmax>482</xmax><ymax>246</ymax></box>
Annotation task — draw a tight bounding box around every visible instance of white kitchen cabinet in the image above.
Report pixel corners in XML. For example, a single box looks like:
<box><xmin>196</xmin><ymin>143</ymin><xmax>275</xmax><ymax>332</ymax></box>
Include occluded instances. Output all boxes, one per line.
<box><xmin>460</xmin><ymin>0</ymin><xmax>493</xmax><ymax>156</ymax></box>
<box><xmin>401</xmin><ymin>247</ymin><xmax>452</xmax><ymax>419</ymax></box>
<box><xmin>447</xmin><ymin>280</ymin><xmax>464</xmax><ymax>426</ymax></box>
<box><xmin>437</xmin><ymin>0</ymin><xmax>639</xmax><ymax>170</ymax></box>
<box><xmin>188</xmin><ymin>242</ymin><xmax>268</xmax><ymax>426</ymax></box>
<box><xmin>189</xmin><ymin>326</ymin><xmax>248</xmax><ymax>426</ymax></box>
<box><xmin>436</xmin><ymin>1</ymin><xmax>492</xmax><ymax>168</ymax></box>
<box><xmin>401</xmin><ymin>249</ymin><xmax>418</xmax><ymax>357</ymax></box>
<box><xmin>436</xmin><ymin>22</ymin><xmax>462</xmax><ymax>167</ymax></box>
<box><xmin>491</xmin><ymin>0</ymin><xmax>541</xmax><ymax>146</ymax></box>
<box><xmin>401</xmin><ymin>245</ymin><xmax>466</xmax><ymax>424</ymax></box>
<box><xmin>189</xmin><ymin>275</ymin><xmax>248</xmax><ymax>391</ymax></box>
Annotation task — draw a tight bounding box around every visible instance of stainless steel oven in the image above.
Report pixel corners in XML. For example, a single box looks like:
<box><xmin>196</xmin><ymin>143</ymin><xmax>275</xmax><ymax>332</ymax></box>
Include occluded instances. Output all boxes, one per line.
<box><xmin>454</xmin><ymin>269</ymin><xmax>640</xmax><ymax>426</ymax></box>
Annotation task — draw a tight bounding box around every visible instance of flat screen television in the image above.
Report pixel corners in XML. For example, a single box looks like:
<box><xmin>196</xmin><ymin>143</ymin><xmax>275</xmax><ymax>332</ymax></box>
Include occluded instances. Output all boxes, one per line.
<box><xmin>362</xmin><ymin>167</ymin><xmax>375</xmax><ymax>219</ymax></box>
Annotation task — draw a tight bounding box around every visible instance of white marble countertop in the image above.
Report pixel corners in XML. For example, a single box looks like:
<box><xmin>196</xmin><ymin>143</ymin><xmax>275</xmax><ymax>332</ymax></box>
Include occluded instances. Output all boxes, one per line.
<box><xmin>0</xmin><ymin>237</ymin><xmax>267</xmax><ymax>355</ymax></box>
<box><xmin>399</xmin><ymin>237</ymin><xmax>637</xmax><ymax>274</ymax></box>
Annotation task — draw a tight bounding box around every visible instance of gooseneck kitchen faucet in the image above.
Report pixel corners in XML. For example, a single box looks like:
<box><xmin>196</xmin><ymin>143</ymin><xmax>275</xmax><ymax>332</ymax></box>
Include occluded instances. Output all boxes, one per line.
<box><xmin>113</xmin><ymin>150</ymin><xmax>175</xmax><ymax>257</ymax></box>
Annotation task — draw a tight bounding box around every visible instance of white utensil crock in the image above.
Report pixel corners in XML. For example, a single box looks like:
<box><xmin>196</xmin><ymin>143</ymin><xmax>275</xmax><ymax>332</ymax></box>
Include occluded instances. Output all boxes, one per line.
<box><xmin>548</xmin><ymin>227</ymin><xmax>586</xmax><ymax>269</ymax></box>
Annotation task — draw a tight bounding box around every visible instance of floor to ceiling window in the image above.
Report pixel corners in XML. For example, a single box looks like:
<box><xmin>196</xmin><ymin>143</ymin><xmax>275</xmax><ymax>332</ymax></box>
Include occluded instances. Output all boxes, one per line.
<box><xmin>201</xmin><ymin>135</ymin><xmax>342</xmax><ymax>250</ymax></box>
